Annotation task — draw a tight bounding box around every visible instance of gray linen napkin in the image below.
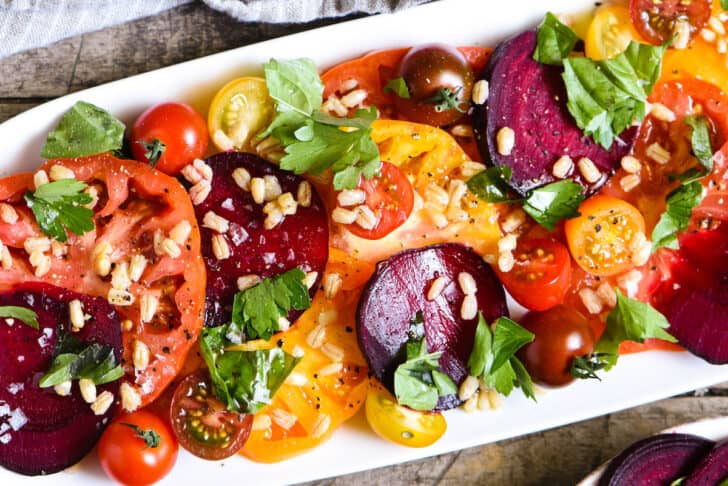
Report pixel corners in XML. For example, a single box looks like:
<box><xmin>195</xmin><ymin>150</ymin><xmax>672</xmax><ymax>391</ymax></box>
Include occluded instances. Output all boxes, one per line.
<box><xmin>0</xmin><ymin>0</ymin><xmax>428</xmax><ymax>58</ymax></box>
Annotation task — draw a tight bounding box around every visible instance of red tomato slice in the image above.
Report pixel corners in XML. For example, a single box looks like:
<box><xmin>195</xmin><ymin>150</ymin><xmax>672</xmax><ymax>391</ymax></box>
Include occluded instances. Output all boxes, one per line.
<box><xmin>0</xmin><ymin>155</ymin><xmax>206</xmax><ymax>408</ymax></box>
<box><xmin>344</xmin><ymin>161</ymin><xmax>415</xmax><ymax>240</ymax></box>
<box><xmin>496</xmin><ymin>238</ymin><xmax>572</xmax><ymax>311</ymax></box>
<box><xmin>629</xmin><ymin>0</ymin><xmax>711</xmax><ymax>45</ymax></box>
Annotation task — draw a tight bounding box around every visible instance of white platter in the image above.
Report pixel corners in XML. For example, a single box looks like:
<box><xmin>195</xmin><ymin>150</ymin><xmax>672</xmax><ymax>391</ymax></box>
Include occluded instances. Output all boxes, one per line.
<box><xmin>2</xmin><ymin>0</ymin><xmax>728</xmax><ymax>484</ymax></box>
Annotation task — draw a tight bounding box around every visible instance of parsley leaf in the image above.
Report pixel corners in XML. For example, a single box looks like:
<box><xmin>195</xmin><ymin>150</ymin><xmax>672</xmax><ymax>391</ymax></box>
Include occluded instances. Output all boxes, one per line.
<box><xmin>140</xmin><ymin>138</ymin><xmax>166</xmax><ymax>168</ymax></box>
<box><xmin>120</xmin><ymin>423</ymin><xmax>161</xmax><ymax>448</ymax></box>
<box><xmin>426</xmin><ymin>87</ymin><xmax>467</xmax><ymax>113</ymax></box>
<box><xmin>467</xmin><ymin>314</ymin><xmax>536</xmax><ymax>400</ymax></box>
<box><xmin>522</xmin><ymin>180</ymin><xmax>585</xmax><ymax>231</ymax></box>
<box><xmin>38</xmin><ymin>333</ymin><xmax>123</xmax><ymax>387</ymax></box>
<box><xmin>41</xmin><ymin>101</ymin><xmax>126</xmax><ymax>159</ymax></box>
<box><xmin>0</xmin><ymin>306</ymin><xmax>39</xmax><ymax>329</ymax></box>
<box><xmin>384</xmin><ymin>77</ymin><xmax>410</xmax><ymax>98</ymax></box>
<box><xmin>533</xmin><ymin>12</ymin><xmax>578</xmax><ymax>65</ymax></box>
<box><xmin>200</xmin><ymin>325</ymin><xmax>300</xmax><ymax>413</ymax></box>
<box><xmin>261</xmin><ymin>58</ymin><xmax>381</xmax><ymax>190</ymax></box>
<box><xmin>562</xmin><ymin>41</ymin><xmax>667</xmax><ymax>149</ymax></box>
<box><xmin>228</xmin><ymin>268</ymin><xmax>311</xmax><ymax>342</ymax></box>
<box><xmin>651</xmin><ymin>181</ymin><xmax>704</xmax><ymax>250</ymax></box>
<box><xmin>24</xmin><ymin>179</ymin><xmax>95</xmax><ymax>242</ymax></box>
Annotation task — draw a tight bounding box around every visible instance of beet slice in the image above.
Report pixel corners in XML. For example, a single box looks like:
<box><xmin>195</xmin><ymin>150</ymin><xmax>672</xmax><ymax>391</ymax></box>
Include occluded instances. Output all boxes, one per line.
<box><xmin>685</xmin><ymin>440</ymin><xmax>728</xmax><ymax>485</ymax></box>
<box><xmin>0</xmin><ymin>282</ymin><xmax>122</xmax><ymax>476</ymax></box>
<box><xmin>599</xmin><ymin>433</ymin><xmax>714</xmax><ymax>486</ymax></box>
<box><xmin>472</xmin><ymin>30</ymin><xmax>635</xmax><ymax>196</ymax></box>
<box><xmin>194</xmin><ymin>152</ymin><xmax>329</xmax><ymax>327</ymax></box>
<box><xmin>357</xmin><ymin>243</ymin><xmax>508</xmax><ymax>410</ymax></box>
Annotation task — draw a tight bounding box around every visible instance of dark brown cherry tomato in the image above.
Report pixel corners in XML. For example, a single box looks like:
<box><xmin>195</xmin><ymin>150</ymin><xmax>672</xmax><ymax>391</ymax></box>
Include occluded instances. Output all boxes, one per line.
<box><xmin>170</xmin><ymin>370</ymin><xmax>253</xmax><ymax>460</ymax></box>
<box><xmin>516</xmin><ymin>305</ymin><xmax>595</xmax><ymax>387</ymax></box>
<box><xmin>629</xmin><ymin>0</ymin><xmax>711</xmax><ymax>46</ymax></box>
<box><xmin>393</xmin><ymin>44</ymin><xmax>474</xmax><ymax>127</ymax></box>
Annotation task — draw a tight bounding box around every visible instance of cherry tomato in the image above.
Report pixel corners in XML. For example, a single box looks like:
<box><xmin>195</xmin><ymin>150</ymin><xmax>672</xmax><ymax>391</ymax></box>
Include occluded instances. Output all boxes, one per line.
<box><xmin>565</xmin><ymin>196</ymin><xmax>647</xmax><ymax>277</ymax></box>
<box><xmin>365</xmin><ymin>385</ymin><xmax>446</xmax><ymax>447</ymax></box>
<box><xmin>393</xmin><ymin>44</ymin><xmax>474</xmax><ymax>127</ymax></box>
<box><xmin>130</xmin><ymin>102</ymin><xmax>208</xmax><ymax>175</ymax></box>
<box><xmin>516</xmin><ymin>305</ymin><xmax>595</xmax><ymax>387</ymax></box>
<box><xmin>586</xmin><ymin>4</ymin><xmax>641</xmax><ymax>60</ymax></box>
<box><xmin>208</xmin><ymin>77</ymin><xmax>274</xmax><ymax>151</ymax></box>
<box><xmin>629</xmin><ymin>0</ymin><xmax>711</xmax><ymax>46</ymax></box>
<box><xmin>170</xmin><ymin>370</ymin><xmax>253</xmax><ymax>460</ymax></box>
<box><xmin>98</xmin><ymin>410</ymin><xmax>178</xmax><ymax>486</ymax></box>
<box><xmin>344</xmin><ymin>161</ymin><xmax>415</xmax><ymax>240</ymax></box>
<box><xmin>495</xmin><ymin>238</ymin><xmax>572</xmax><ymax>311</ymax></box>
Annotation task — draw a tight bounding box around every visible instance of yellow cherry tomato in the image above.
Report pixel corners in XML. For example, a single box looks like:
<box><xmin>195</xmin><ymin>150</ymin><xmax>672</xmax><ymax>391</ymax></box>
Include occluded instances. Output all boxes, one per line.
<box><xmin>365</xmin><ymin>385</ymin><xmax>447</xmax><ymax>448</ymax></box>
<box><xmin>585</xmin><ymin>4</ymin><xmax>641</xmax><ymax>60</ymax></box>
<box><xmin>208</xmin><ymin>76</ymin><xmax>274</xmax><ymax>151</ymax></box>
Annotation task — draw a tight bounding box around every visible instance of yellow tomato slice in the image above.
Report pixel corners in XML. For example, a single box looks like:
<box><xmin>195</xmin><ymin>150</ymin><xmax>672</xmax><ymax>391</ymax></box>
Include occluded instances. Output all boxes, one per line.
<box><xmin>585</xmin><ymin>4</ymin><xmax>641</xmax><ymax>60</ymax></box>
<box><xmin>661</xmin><ymin>38</ymin><xmax>728</xmax><ymax>94</ymax></box>
<box><xmin>207</xmin><ymin>76</ymin><xmax>275</xmax><ymax>151</ymax></box>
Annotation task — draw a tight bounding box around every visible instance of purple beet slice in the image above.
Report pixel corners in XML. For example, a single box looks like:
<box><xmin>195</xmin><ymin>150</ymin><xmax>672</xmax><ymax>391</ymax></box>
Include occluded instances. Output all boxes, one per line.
<box><xmin>685</xmin><ymin>440</ymin><xmax>728</xmax><ymax>485</ymax></box>
<box><xmin>194</xmin><ymin>152</ymin><xmax>329</xmax><ymax>328</ymax></box>
<box><xmin>357</xmin><ymin>243</ymin><xmax>508</xmax><ymax>410</ymax></box>
<box><xmin>472</xmin><ymin>30</ymin><xmax>635</xmax><ymax>196</ymax></box>
<box><xmin>0</xmin><ymin>282</ymin><xmax>122</xmax><ymax>476</ymax></box>
<box><xmin>599</xmin><ymin>433</ymin><xmax>714</xmax><ymax>486</ymax></box>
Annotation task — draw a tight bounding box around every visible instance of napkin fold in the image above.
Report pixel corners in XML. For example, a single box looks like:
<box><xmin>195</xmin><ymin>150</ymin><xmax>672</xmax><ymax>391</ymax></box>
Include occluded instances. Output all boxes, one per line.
<box><xmin>0</xmin><ymin>0</ymin><xmax>429</xmax><ymax>58</ymax></box>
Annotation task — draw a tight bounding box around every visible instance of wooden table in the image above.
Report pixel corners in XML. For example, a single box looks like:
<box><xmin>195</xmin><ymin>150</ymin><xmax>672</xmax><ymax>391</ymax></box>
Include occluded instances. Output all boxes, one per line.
<box><xmin>1</xmin><ymin>3</ymin><xmax>725</xmax><ymax>484</ymax></box>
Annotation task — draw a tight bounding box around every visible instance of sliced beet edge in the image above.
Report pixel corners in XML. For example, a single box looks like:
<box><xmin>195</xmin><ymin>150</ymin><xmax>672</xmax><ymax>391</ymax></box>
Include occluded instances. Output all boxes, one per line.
<box><xmin>0</xmin><ymin>282</ymin><xmax>122</xmax><ymax>476</ymax></box>
<box><xmin>472</xmin><ymin>30</ymin><xmax>635</xmax><ymax>196</ymax></box>
<box><xmin>356</xmin><ymin>243</ymin><xmax>508</xmax><ymax>410</ymax></box>
<box><xmin>194</xmin><ymin>152</ymin><xmax>329</xmax><ymax>328</ymax></box>
<box><xmin>685</xmin><ymin>439</ymin><xmax>728</xmax><ymax>485</ymax></box>
<box><xmin>599</xmin><ymin>433</ymin><xmax>714</xmax><ymax>486</ymax></box>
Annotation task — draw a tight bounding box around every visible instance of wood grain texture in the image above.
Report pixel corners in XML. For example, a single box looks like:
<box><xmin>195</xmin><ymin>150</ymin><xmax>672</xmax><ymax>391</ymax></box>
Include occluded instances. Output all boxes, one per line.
<box><xmin>0</xmin><ymin>3</ymin><xmax>726</xmax><ymax>485</ymax></box>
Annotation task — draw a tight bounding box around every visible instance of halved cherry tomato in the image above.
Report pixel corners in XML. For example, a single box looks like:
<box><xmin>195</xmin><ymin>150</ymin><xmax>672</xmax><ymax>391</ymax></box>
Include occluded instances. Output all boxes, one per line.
<box><xmin>98</xmin><ymin>410</ymin><xmax>178</xmax><ymax>486</ymax></box>
<box><xmin>0</xmin><ymin>155</ymin><xmax>206</xmax><ymax>407</ymax></box>
<box><xmin>344</xmin><ymin>162</ymin><xmax>414</xmax><ymax>240</ymax></box>
<box><xmin>565</xmin><ymin>196</ymin><xmax>647</xmax><ymax>277</ymax></box>
<box><xmin>495</xmin><ymin>239</ymin><xmax>572</xmax><ymax>311</ymax></box>
<box><xmin>517</xmin><ymin>306</ymin><xmax>595</xmax><ymax>387</ymax></box>
<box><xmin>365</xmin><ymin>385</ymin><xmax>446</xmax><ymax>448</ymax></box>
<box><xmin>208</xmin><ymin>77</ymin><xmax>275</xmax><ymax>151</ymax></box>
<box><xmin>585</xmin><ymin>4</ymin><xmax>641</xmax><ymax>60</ymax></box>
<box><xmin>130</xmin><ymin>102</ymin><xmax>208</xmax><ymax>175</ymax></box>
<box><xmin>170</xmin><ymin>370</ymin><xmax>253</xmax><ymax>460</ymax></box>
<box><xmin>629</xmin><ymin>0</ymin><xmax>711</xmax><ymax>45</ymax></box>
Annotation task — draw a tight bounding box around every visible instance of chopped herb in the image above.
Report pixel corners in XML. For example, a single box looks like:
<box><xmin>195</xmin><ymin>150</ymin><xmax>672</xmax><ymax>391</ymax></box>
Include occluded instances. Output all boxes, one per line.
<box><xmin>533</xmin><ymin>12</ymin><xmax>579</xmax><ymax>65</ymax></box>
<box><xmin>651</xmin><ymin>181</ymin><xmax>704</xmax><ymax>250</ymax></box>
<box><xmin>570</xmin><ymin>352</ymin><xmax>613</xmax><ymax>381</ymax></box>
<box><xmin>41</xmin><ymin>101</ymin><xmax>126</xmax><ymax>159</ymax></box>
<box><xmin>383</xmin><ymin>77</ymin><xmax>410</xmax><ymax>99</ymax></box>
<box><xmin>426</xmin><ymin>87</ymin><xmax>467</xmax><ymax>113</ymax></box>
<box><xmin>683</xmin><ymin>115</ymin><xmax>714</xmax><ymax>176</ymax></box>
<box><xmin>38</xmin><ymin>332</ymin><xmax>123</xmax><ymax>387</ymax></box>
<box><xmin>0</xmin><ymin>306</ymin><xmax>39</xmax><ymax>330</ymax></box>
<box><xmin>25</xmin><ymin>179</ymin><xmax>95</xmax><ymax>242</ymax></box>
<box><xmin>466</xmin><ymin>166</ymin><xmax>513</xmax><ymax>204</ymax></box>
<box><xmin>228</xmin><ymin>268</ymin><xmax>311</xmax><ymax>342</ymax></box>
<box><xmin>120</xmin><ymin>423</ymin><xmax>161</xmax><ymax>448</ymax></box>
<box><xmin>140</xmin><ymin>138</ymin><xmax>166</xmax><ymax>168</ymax></box>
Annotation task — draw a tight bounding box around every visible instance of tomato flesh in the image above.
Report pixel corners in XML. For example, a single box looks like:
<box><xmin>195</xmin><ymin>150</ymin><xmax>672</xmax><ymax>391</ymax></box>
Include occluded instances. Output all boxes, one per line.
<box><xmin>586</xmin><ymin>5</ymin><xmax>641</xmax><ymax>60</ymax></box>
<box><xmin>208</xmin><ymin>77</ymin><xmax>274</xmax><ymax>151</ymax></box>
<box><xmin>629</xmin><ymin>0</ymin><xmax>711</xmax><ymax>45</ymax></box>
<box><xmin>496</xmin><ymin>238</ymin><xmax>572</xmax><ymax>311</ymax></box>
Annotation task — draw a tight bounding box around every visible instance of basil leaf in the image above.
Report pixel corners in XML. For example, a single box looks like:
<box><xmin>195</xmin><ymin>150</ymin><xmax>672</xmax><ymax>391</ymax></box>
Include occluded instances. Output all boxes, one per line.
<box><xmin>25</xmin><ymin>179</ymin><xmax>95</xmax><ymax>242</ymax></box>
<box><xmin>651</xmin><ymin>181</ymin><xmax>704</xmax><ymax>250</ymax></box>
<box><xmin>229</xmin><ymin>268</ymin><xmax>311</xmax><ymax>342</ymax></box>
<box><xmin>41</xmin><ymin>101</ymin><xmax>125</xmax><ymax>159</ymax></box>
<box><xmin>594</xmin><ymin>289</ymin><xmax>677</xmax><ymax>370</ymax></box>
<box><xmin>684</xmin><ymin>115</ymin><xmax>714</xmax><ymax>176</ymax></box>
<box><xmin>510</xmin><ymin>356</ymin><xmax>536</xmax><ymax>400</ymax></box>
<box><xmin>383</xmin><ymin>77</ymin><xmax>410</xmax><ymax>99</ymax></box>
<box><xmin>522</xmin><ymin>179</ymin><xmax>585</xmax><ymax>231</ymax></box>
<box><xmin>533</xmin><ymin>12</ymin><xmax>578</xmax><ymax>65</ymax></box>
<box><xmin>466</xmin><ymin>166</ymin><xmax>513</xmax><ymax>203</ymax></box>
<box><xmin>263</xmin><ymin>58</ymin><xmax>323</xmax><ymax>116</ymax></box>
<box><xmin>38</xmin><ymin>342</ymin><xmax>123</xmax><ymax>387</ymax></box>
<box><xmin>431</xmin><ymin>369</ymin><xmax>457</xmax><ymax>396</ymax></box>
<box><xmin>200</xmin><ymin>325</ymin><xmax>300</xmax><ymax>413</ymax></box>
<box><xmin>722</xmin><ymin>0</ymin><xmax>728</xmax><ymax>10</ymax></box>
<box><xmin>0</xmin><ymin>306</ymin><xmax>39</xmax><ymax>329</ymax></box>
<box><xmin>562</xmin><ymin>41</ymin><xmax>667</xmax><ymax>149</ymax></box>
<box><xmin>467</xmin><ymin>313</ymin><xmax>491</xmax><ymax>377</ymax></box>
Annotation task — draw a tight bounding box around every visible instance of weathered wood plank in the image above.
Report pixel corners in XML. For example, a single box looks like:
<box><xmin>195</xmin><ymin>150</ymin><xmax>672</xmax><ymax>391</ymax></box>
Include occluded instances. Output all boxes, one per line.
<box><xmin>0</xmin><ymin>37</ymin><xmax>81</xmax><ymax>97</ymax></box>
<box><xmin>0</xmin><ymin>102</ymin><xmax>42</xmax><ymax>123</ymax></box>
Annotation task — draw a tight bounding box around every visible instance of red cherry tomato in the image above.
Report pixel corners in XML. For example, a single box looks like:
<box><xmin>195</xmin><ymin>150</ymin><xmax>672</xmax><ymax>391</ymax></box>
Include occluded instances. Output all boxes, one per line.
<box><xmin>98</xmin><ymin>410</ymin><xmax>178</xmax><ymax>486</ymax></box>
<box><xmin>393</xmin><ymin>44</ymin><xmax>474</xmax><ymax>127</ymax></box>
<box><xmin>344</xmin><ymin>161</ymin><xmax>415</xmax><ymax>240</ymax></box>
<box><xmin>629</xmin><ymin>0</ymin><xmax>711</xmax><ymax>45</ymax></box>
<box><xmin>517</xmin><ymin>306</ymin><xmax>595</xmax><ymax>387</ymax></box>
<box><xmin>170</xmin><ymin>370</ymin><xmax>253</xmax><ymax>461</ymax></box>
<box><xmin>130</xmin><ymin>102</ymin><xmax>208</xmax><ymax>175</ymax></box>
<box><xmin>496</xmin><ymin>238</ymin><xmax>572</xmax><ymax>311</ymax></box>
